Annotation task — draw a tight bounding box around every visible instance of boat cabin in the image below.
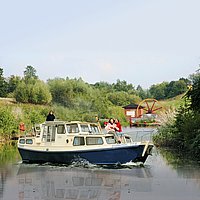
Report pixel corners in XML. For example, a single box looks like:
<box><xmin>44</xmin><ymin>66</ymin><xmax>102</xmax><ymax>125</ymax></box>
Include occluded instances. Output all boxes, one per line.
<box><xmin>18</xmin><ymin>121</ymin><xmax>133</xmax><ymax>147</ymax></box>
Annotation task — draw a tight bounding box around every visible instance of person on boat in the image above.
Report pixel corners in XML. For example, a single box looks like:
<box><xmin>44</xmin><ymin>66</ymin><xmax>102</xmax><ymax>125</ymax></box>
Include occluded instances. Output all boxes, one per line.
<box><xmin>105</xmin><ymin>118</ymin><xmax>122</xmax><ymax>143</ymax></box>
<box><xmin>115</xmin><ymin>119</ymin><xmax>123</xmax><ymax>143</ymax></box>
<box><xmin>46</xmin><ymin>110</ymin><xmax>55</xmax><ymax>121</ymax></box>
<box><xmin>115</xmin><ymin>119</ymin><xmax>122</xmax><ymax>133</ymax></box>
<box><xmin>105</xmin><ymin>118</ymin><xmax>119</xmax><ymax>133</ymax></box>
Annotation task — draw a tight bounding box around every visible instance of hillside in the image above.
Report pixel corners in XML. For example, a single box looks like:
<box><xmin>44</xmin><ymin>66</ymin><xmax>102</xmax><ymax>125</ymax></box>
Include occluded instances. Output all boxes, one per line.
<box><xmin>159</xmin><ymin>94</ymin><xmax>184</xmax><ymax>110</ymax></box>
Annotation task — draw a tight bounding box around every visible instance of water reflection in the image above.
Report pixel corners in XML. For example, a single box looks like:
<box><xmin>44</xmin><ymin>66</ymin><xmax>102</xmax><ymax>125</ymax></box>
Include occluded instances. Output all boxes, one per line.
<box><xmin>0</xmin><ymin>166</ymin><xmax>7</xmax><ymax>199</ymax></box>
<box><xmin>158</xmin><ymin>148</ymin><xmax>200</xmax><ymax>188</ymax></box>
<box><xmin>0</xmin><ymin>143</ymin><xmax>19</xmax><ymax>199</ymax></box>
<box><xmin>16</xmin><ymin>164</ymin><xmax>152</xmax><ymax>200</ymax></box>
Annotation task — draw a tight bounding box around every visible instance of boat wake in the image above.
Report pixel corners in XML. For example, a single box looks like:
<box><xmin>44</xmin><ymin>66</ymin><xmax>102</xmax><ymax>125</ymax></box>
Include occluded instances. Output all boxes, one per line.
<box><xmin>71</xmin><ymin>159</ymin><xmax>97</xmax><ymax>168</ymax></box>
<box><xmin>18</xmin><ymin>159</ymin><xmax>145</xmax><ymax>169</ymax></box>
<box><xmin>122</xmin><ymin>161</ymin><xmax>144</xmax><ymax>168</ymax></box>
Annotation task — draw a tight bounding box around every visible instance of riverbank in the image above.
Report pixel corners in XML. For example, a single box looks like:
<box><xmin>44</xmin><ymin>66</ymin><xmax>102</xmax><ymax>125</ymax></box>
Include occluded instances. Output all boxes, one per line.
<box><xmin>152</xmin><ymin>109</ymin><xmax>200</xmax><ymax>161</ymax></box>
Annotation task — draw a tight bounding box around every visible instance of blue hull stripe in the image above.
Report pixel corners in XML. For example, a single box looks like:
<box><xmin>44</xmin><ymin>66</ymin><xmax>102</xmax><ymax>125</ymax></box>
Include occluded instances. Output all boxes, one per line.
<box><xmin>18</xmin><ymin>145</ymin><xmax>148</xmax><ymax>165</ymax></box>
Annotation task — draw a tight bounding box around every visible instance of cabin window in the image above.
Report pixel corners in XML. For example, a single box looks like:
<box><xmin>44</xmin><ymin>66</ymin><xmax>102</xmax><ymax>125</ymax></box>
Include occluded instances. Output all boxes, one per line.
<box><xmin>86</xmin><ymin>137</ymin><xmax>103</xmax><ymax>145</ymax></box>
<box><xmin>19</xmin><ymin>138</ymin><xmax>25</xmax><ymax>144</ymax></box>
<box><xmin>125</xmin><ymin>136</ymin><xmax>132</xmax><ymax>143</ymax></box>
<box><xmin>26</xmin><ymin>139</ymin><xmax>33</xmax><ymax>144</ymax></box>
<box><xmin>67</xmin><ymin>124</ymin><xmax>79</xmax><ymax>133</ymax></box>
<box><xmin>42</xmin><ymin>125</ymin><xmax>56</xmax><ymax>142</ymax></box>
<box><xmin>73</xmin><ymin>137</ymin><xmax>85</xmax><ymax>146</ymax></box>
<box><xmin>90</xmin><ymin>125</ymin><xmax>100</xmax><ymax>134</ymax></box>
<box><xmin>105</xmin><ymin>136</ymin><xmax>116</xmax><ymax>144</ymax></box>
<box><xmin>57</xmin><ymin>125</ymin><xmax>65</xmax><ymax>134</ymax></box>
<box><xmin>80</xmin><ymin>124</ymin><xmax>90</xmax><ymax>132</ymax></box>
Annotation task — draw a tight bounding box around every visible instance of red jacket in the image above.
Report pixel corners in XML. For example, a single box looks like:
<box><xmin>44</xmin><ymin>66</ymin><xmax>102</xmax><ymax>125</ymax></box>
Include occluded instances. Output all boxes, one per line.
<box><xmin>115</xmin><ymin>122</ymin><xmax>122</xmax><ymax>132</ymax></box>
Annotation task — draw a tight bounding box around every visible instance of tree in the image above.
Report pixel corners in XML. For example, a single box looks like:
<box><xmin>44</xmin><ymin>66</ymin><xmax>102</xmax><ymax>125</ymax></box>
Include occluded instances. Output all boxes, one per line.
<box><xmin>7</xmin><ymin>75</ymin><xmax>21</xmax><ymax>94</ymax></box>
<box><xmin>154</xmin><ymin>69</ymin><xmax>200</xmax><ymax>158</ymax></box>
<box><xmin>113</xmin><ymin>79</ymin><xmax>135</xmax><ymax>92</ymax></box>
<box><xmin>14</xmin><ymin>79</ymin><xmax>52</xmax><ymax>104</ymax></box>
<box><xmin>186</xmin><ymin>71</ymin><xmax>200</xmax><ymax>112</ymax></box>
<box><xmin>92</xmin><ymin>81</ymin><xmax>113</xmax><ymax>92</ymax></box>
<box><xmin>14</xmin><ymin>81</ymin><xmax>29</xmax><ymax>103</ymax></box>
<box><xmin>149</xmin><ymin>82</ymin><xmax>168</xmax><ymax>100</ymax></box>
<box><xmin>0</xmin><ymin>67</ymin><xmax>8</xmax><ymax>97</ymax></box>
<box><xmin>107</xmin><ymin>91</ymin><xmax>141</xmax><ymax>106</ymax></box>
<box><xmin>0</xmin><ymin>107</ymin><xmax>17</xmax><ymax>139</ymax></box>
<box><xmin>47</xmin><ymin>78</ymin><xmax>74</xmax><ymax>107</ymax></box>
<box><xmin>29</xmin><ymin>80</ymin><xmax>52</xmax><ymax>104</ymax></box>
<box><xmin>165</xmin><ymin>80</ymin><xmax>187</xmax><ymax>98</ymax></box>
<box><xmin>107</xmin><ymin>91</ymin><xmax>130</xmax><ymax>106</ymax></box>
<box><xmin>136</xmin><ymin>85</ymin><xmax>151</xmax><ymax>99</ymax></box>
<box><xmin>24</xmin><ymin>66</ymin><xmax>38</xmax><ymax>81</ymax></box>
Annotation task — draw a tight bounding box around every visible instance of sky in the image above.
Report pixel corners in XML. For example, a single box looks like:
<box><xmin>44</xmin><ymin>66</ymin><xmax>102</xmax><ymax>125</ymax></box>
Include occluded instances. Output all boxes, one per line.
<box><xmin>1</xmin><ymin>0</ymin><xmax>200</xmax><ymax>88</ymax></box>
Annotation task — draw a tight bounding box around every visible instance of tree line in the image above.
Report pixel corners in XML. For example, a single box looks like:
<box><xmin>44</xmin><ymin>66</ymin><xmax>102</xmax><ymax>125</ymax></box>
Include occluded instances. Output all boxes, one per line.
<box><xmin>0</xmin><ymin>66</ymin><xmax>190</xmax><ymax>105</ymax></box>
<box><xmin>0</xmin><ymin>65</ymin><xmax>191</xmax><ymax>124</ymax></box>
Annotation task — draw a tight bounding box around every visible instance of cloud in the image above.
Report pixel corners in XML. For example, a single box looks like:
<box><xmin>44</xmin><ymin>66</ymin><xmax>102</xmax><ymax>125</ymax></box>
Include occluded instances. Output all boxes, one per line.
<box><xmin>100</xmin><ymin>62</ymin><xmax>113</xmax><ymax>72</ymax></box>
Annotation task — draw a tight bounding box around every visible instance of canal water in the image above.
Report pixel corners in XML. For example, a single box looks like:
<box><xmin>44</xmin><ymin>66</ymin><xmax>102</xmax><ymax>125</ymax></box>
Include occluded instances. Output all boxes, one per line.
<box><xmin>0</xmin><ymin>128</ymin><xmax>200</xmax><ymax>200</ymax></box>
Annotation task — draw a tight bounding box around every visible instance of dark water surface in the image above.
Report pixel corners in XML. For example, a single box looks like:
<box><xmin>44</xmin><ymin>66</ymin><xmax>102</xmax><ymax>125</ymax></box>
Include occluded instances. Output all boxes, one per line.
<box><xmin>1</xmin><ymin>128</ymin><xmax>200</xmax><ymax>200</ymax></box>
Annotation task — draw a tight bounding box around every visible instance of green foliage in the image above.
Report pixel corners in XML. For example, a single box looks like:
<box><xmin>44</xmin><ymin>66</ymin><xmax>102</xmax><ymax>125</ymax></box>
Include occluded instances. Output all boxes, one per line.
<box><xmin>149</xmin><ymin>78</ymin><xmax>189</xmax><ymax>100</ymax></box>
<box><xmin>107</xmin><ymin>106</ymin><xmax>129</xmax><ymax>126</ymax></box>
<box><xmin>0</xmin><ymin>103</ymin><xmax>50</xmax><ymax>140</ymax></box>
<box><xmin>22</xmin><ymin>106</ymin><xmax>47</xmax><ymax>127</ymax></box>
<box><xmin>51</xmin><ymin>104</ymin><xmax>98</xmax><ymax>122</ymax></box>
<box><xmin>149</xmin><ymin>82</ymin><xmax>168</xmax><ymax>100</ymax></box>
<box><xmin>29</xmin><ymin>80</ymin><xmax>52</xmax><ymax>104</ymax></box>
<box><xmin>0</xmin><ymin>67</ymin><xmax>8</xmax><ymax>97</ymax></box>
<box><xmin>14</xmin><ymin>79</ymin><xmax>52</xmax><ymax>104</ymax></box>
<box><xmin>165</xmin><ymin>80</ymin><xmax>187</xmax><ymax>98</ymax></box>
<box><xmin>52</xmin><ymin>104</ymin><xmax>78</xmax><ymax>121</ymax></box>
<box><xmin>154</xmin><ymin>70</ymin><xmax>200</xmax><ymax>160</ymax></box>
<box><xmin>107</xmin><ymin>91</ymin><xmax>141</xmax><ymax>106</ymax></box>
<box><xmin>14</xmin><ymin>81</ymin><xmax>29</xmax><ymax>103</ymax></box>
<box><xmin>47</xmin><ymin>78</ymin><xmax>74</xmax><ymax>106</ymax></box>
<box><xmin>186</xmin><ymin>71</ymin><xmax>200</xmax><ymax>113</ymax></box>
<box><xmin>88</xmin><ymin>90</ymin><xmax>111</xmax><ymax>119</ymax></box>
<box><xmin>0</xmin><ymin>107</ymin><xmax>18</xmax><ymax>139</ymax></box>
<box><xmin>107</xmin><ymin>91</ymin><xmax>130</xmax><ymax>106</ymax></box>
<box><xmin>153</xmin><ymin>123</ymin><xmax>177</xmax><ymax>147</ymax></box>
<box><xmin>7</xmin><ymin>75</ymin><xmax>21</xmax><ymax>94</ymax></box>
<box><xmin>48</xmin><ymin>78</ymin><xmax>109</xmax><ymax>118</ymax></box>
<box><xmin>136</xmin><ymin>85</ymin><xmax>151</xmax><ymax>99</ymax></box>
<box><xmin>112</xmin><ymin>79</ymin><xmax>135</xmax><ymax>92</ymax></box>
<box><xmin>154</xmin><ymin>101</ymin><xmax>200</xmax><ymax>157</ymax></box>
<box><xmin>92</xmin><ymin>81</ymin><xmax>113</xmax><ymax>92</ymax></box>
<box><xmin>24</xmin><ymin>65</ymin><xmax>38</xmax><ymax>80</ymax></box>
<box><xmin>0</xmin><ymin>143</ymin><xmax>19</xmax><ymax>165</ymax></box>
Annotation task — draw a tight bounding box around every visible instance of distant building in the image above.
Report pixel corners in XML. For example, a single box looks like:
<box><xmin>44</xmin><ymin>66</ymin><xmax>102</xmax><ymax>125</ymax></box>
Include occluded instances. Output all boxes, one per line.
<box><xmin>122</xmin><ymin>103</ymin><xmax>144</xmax><ymax>119</ymax></box>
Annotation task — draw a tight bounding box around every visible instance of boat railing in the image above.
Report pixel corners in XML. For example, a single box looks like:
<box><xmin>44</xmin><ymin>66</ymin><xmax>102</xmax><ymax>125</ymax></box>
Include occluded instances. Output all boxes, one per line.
<box><xmin>123</xmin><ymin>128</ymin><xmax>157</xmax><ymax>142</ymax></box>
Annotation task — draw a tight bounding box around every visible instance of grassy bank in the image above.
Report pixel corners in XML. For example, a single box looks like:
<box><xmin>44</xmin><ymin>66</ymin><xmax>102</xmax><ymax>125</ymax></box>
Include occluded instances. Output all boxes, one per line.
<box><xmin>0</xmin><ymin>98</ymin><xmax>129</xmax><ymax>140</ymax></box>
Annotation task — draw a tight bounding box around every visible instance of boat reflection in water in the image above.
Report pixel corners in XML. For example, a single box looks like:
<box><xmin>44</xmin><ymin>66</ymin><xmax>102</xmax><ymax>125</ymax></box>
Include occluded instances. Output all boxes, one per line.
<box><xmin>17</xmin><ymin>164</ymin><xmax>152</xmax><ymax>200</ymax></box>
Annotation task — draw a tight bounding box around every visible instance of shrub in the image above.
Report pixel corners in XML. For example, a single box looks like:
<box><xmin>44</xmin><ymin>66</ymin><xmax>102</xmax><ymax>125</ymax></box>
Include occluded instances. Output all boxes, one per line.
<box><xmin>0</xmin><ymin>107</ymin><xmax>18</xmax><ymax>139</ymax></box>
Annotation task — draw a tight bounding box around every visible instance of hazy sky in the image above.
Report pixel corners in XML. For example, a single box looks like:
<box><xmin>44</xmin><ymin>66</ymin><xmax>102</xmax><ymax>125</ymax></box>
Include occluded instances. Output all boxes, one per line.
<box><xmin>1</xmin><ymin>0</ymin><xmax>200</xmax><ymax>88</ymax></box>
